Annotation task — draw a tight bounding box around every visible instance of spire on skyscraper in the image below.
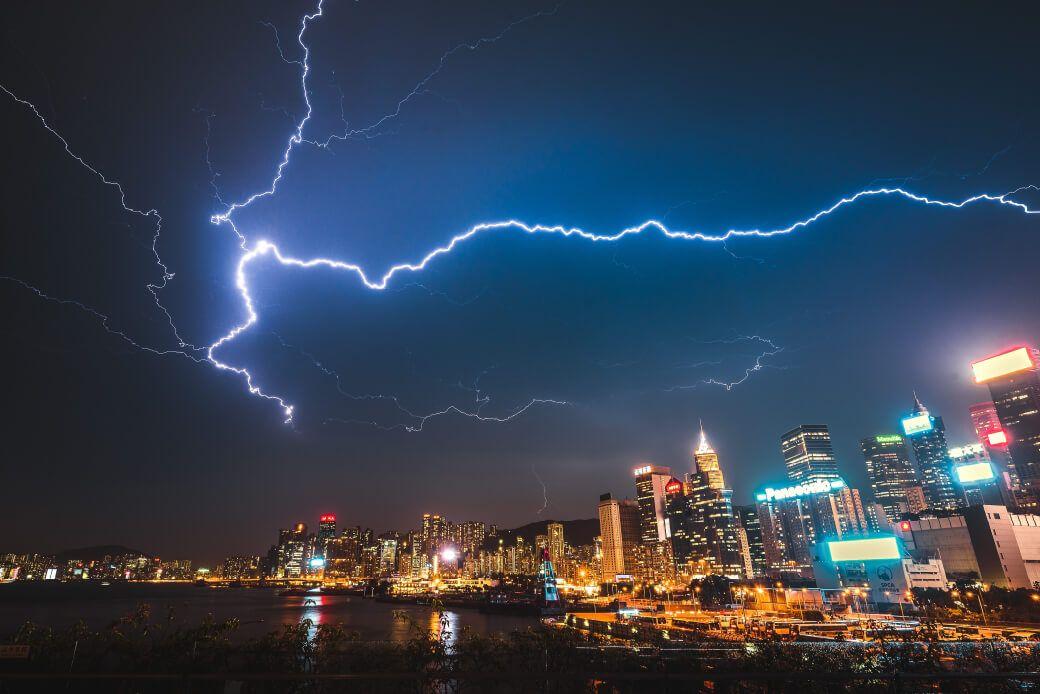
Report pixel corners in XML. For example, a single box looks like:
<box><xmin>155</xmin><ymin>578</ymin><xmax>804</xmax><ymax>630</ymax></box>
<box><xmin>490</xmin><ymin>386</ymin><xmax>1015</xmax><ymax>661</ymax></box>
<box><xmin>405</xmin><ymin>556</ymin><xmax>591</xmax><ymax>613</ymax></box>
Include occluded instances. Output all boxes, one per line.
<box><xmin>912</xmin><ymin>391</ymin><xmax>928</xmax><ymax>415</ymax></box>
<box><xmin>696</xmin><ymin>419</ymin><xmax>714</xmax><ymax>455</ymax></box>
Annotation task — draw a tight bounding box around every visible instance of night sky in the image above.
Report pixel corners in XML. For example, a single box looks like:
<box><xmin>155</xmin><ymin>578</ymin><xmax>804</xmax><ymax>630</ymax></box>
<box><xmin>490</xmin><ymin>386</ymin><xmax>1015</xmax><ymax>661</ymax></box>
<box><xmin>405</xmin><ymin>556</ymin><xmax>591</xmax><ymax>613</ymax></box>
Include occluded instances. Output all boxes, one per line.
<box><xmin>2</xmin><ymin>1</ymin><xmax>1039</xmax><ymax>565</ymax></box>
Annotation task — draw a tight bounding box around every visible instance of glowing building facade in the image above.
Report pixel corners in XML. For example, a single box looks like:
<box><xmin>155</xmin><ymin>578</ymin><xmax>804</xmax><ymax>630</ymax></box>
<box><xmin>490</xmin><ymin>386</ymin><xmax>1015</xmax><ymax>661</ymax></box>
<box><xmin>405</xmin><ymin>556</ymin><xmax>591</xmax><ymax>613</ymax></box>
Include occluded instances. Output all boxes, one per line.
<box><xmin>859</xmin><ymin>434</ymin><xmax>922</xmax><ymax>521</ymax></box>
<box><xmin>781</xmin><ymin>425</ymin><xmax>840</xmax><ymax>484</ymax></box>
<box><xmin>597</xmin><ymin>493</ymin><xmax>640</xmax><ymax>581</ymax></box>
<box><xmin>633</xmin><ymin>465</ymin><xmax>673</xmax><ymax>544</ymax></box>
<box><xmin>902</xmin><ymin>394</ymin><xmax>962</xmax><ymax>512</ymax></box>
<box><xmin>973</xmin><ymin>346</ymin><xmax>1040</xmax><ymax>504</ymax></box>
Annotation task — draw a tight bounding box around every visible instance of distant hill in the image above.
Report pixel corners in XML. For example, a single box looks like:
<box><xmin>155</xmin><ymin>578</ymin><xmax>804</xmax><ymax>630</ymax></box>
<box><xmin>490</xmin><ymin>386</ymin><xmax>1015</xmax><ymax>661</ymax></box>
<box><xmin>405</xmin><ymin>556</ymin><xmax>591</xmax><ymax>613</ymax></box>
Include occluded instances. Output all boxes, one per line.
<box><xmin>483</xmin><ymin>518</ymin><xmax>598</xmax><ymax>551</ymax></box>
<box><xmin>55</xmin><ymin>545</ymin><xmax>149</xmax><ymax>562</ymax></box>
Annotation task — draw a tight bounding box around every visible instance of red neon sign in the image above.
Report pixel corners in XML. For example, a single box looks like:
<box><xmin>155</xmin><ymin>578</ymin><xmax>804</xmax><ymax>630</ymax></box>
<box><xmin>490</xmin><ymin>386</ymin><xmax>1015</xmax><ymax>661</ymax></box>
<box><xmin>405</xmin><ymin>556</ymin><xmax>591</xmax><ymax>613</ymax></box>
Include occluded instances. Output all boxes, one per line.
<box><xmin>320</xmin><ymin>514</ymin><xmax>336</xmax><ymax>523</ymax></box>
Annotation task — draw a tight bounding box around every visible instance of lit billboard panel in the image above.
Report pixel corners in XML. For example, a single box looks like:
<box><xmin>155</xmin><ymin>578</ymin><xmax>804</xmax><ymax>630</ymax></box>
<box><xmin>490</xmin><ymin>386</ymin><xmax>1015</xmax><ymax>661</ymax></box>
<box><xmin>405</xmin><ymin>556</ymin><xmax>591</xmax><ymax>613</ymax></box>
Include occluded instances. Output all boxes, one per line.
<box><xmin>955</xmin><ymin>461</ymin><xmax>996</xmax><ymax>485</ymax></box>
<box><xmin>901</xmin><ymin>413</ymin><xmax>933</xmax><ymax>436</ymax></box>
<box><xmin>827</xmin><ymin>536</ymin><xmax>901</xmax><ymax>563</ymax></box>
<box><xmin>987</xmin><ymin>430</ymin><xmax>1008</xmax><ymax>446</ymax></box>
<box><xmin>972</xmin><ymin>347</ymin><xmax>1035</xmax><ymax>384</ymax></box>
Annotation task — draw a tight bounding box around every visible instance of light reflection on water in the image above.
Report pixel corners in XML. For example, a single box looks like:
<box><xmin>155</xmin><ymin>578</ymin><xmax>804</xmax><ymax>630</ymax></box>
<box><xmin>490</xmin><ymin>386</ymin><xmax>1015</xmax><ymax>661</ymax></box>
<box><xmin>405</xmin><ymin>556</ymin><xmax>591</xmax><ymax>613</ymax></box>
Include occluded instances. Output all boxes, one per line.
<box><xmin>299</xmin><ymin>594</ymin><xmax>323</xmax><ymax>641</ymax></box>
<box><xmin>0</xmin><ymin>586</ymin><xmax>536</xmax><ymax>643</ymax></box>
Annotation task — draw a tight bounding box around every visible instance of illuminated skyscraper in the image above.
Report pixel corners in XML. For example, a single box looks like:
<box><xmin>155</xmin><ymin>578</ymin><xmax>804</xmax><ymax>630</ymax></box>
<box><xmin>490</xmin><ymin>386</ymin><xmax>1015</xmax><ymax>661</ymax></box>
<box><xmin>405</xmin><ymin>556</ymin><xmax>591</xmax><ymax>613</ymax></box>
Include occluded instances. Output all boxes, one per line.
<box><xmin>781</xmin><ymin>425</ymin><xmax>840</xmax><ymax>484</ymax></box>
<box><xmin>859</xmin><ymin>434</ymin><xmax>920</xmax><ymax>521</ymax></box>
<box><xmin>754</xmin><ymin>478</ymin><xmax>870</xmax><ymax>574</ymax></box>
<box><xmin>949</xmin><ymin>442</ymin><xmax>1013</xmax><ymax>507</ymax></box>
<box><xmin>972</xmin><ymin>346</ymin><xmax>1040</xmax><ymax>500</ymax></box>
<box><xmin>547</xmin><ymin>522</ymin><xmax>565</xmax><ymax>567</ymax></box>
<box><xmin>318</xmin><ymin>514</ymin><xmax>336</xmax><ymax>544</ymax></box>
<box><xmin>597</xmin><ymin>493</ymin><xmax>640</xmax><ymax>581</ymax></box>
<box><xmin>421</xmin><ymin>514</ymin><xmax>447</xmax><ymax>561</ymax></box>
<box><xmin>735</xmin><ymin>504</ymin><xmax>767</xmax><ymax>577</ymax></box>
<box><xmin>694</xmin><ymin>423</ymin><xmax>725</xmax><ymax>490</ymax></box>
<box><xmin>971</xmin><ymin>401</ymin><xmax>1005</xmax><ymax>446</ymax></box>
<box><xmin>633</xmin><ymin>465</ymin><xmax>672</xmax><ymax>544</ymax></box>
<box><xmin>970</xmin><ymin>400</ymin><xmax>1019</xmax><ymax>489</ymax></box>
<box><xmin>902</xmin><ymin>394</ymin><xmax>962</xmax><ymax>511</ymax></box>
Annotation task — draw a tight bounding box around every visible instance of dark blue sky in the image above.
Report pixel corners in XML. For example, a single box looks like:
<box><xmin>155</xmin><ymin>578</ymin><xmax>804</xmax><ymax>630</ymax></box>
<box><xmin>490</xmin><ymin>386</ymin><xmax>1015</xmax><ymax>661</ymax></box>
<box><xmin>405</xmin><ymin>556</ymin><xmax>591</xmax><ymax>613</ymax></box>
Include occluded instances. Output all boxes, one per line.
<box><xmin>2</xmin><ymin>1</ymin><xmax>1038</xmax><ymax>564</ymax></box>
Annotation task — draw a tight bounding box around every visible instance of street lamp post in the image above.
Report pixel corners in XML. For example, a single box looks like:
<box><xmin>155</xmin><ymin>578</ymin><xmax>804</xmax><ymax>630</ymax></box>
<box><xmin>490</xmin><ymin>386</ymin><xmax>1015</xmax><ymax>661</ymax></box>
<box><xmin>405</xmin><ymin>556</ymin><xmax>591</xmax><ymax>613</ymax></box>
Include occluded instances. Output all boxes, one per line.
<box><xmin>966</xmin><ymin>590</ymin><xmax>988</xmax><ymax>626</ymax></box>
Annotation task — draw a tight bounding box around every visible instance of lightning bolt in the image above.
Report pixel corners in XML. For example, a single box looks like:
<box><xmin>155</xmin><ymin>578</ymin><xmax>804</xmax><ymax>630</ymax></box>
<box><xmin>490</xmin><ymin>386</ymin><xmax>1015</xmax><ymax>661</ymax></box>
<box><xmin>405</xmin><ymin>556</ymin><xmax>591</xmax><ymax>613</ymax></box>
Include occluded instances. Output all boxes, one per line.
<box><xmin>665</xmin><ymin>335</ymin><xmax>785</xmax><ymax>392</ymax></box>
<box><xmin>0</xmin><ymin>84</ymin><xmax>197</xmax><ymax>358</ymax></box>
<box><xmin>0</xmin><ymin>276</ymin><xmax>203</xmax><ymax>362</ymax></box>
<box><xmin>532</xmin><ymin>464</ymin><xmax>549</xmax><ymax>516</ymax></box>
<box><xmin>3</xmin><ymin>1</ymin><xmax>1039</xmax><ymax>428</ymax></box>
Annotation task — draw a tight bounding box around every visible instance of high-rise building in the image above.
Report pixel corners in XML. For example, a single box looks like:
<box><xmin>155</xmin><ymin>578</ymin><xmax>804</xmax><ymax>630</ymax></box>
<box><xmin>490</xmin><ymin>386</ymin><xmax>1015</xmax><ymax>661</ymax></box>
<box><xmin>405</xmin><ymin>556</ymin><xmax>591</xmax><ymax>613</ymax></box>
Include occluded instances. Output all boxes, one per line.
<box><xmin>902</xmin><ymin>394</ymin><xmax>962</xmax><ymax>511</ymax></box>
<box><xmin>597</xmin><ymin>493</ymin><xmax>640</xmax><ymax>581</ymax></box>
<box><xmin>949</xmin><ymin>442</ymin><xmax>1014</xmax><ymax>507</ymax></box>
<box><xmin>458</xmin><ymin>521</ymin><xmax>487</xmax><ymax>558</ymax></box>
<box><xmin>421</xmin><ymin>514</ymin><xmax>447</xmax><ymax>561</ymax></box>
<box><xmin>667</xmin><ymin>461</ymin><xmax>745</xmax><ymax>580</ymax></box>
<box><xmin>318</xmin><ymin>514</ymin><xmax>336</xmax><ymax>550</ymax></box>
<box><xmin>276</xmin><ymin>523</ymin><xmax>308</xmax><ymax>578</ymax></box>
<box><xmin>971</xmin><ymin>401</ymin><xmax>1005</xmax><ymax>446</ymax></box>
<box><xmin>972</xmin><ymin>346</ymin><xmax>1040</xmax><ymax>499</ymax></box>
<box><xmin>735</xmin><ymin>504</ymin><xmax>767</xmax><ymax>577</ymax></box>
<box><xmin>970</xmin><ymin>401</ymin><xmax>1020</xmax><ymax>491</ymax></box>
<box><xmin>860</xmin><ymin>434</ymin><xmax>920</xmax><ymax>521</ymax></box>
<box><xmin>754</xmin><ymin>478</ymin><xmax>870</xmax><ymax>575</ymax></box>
<box><xmin>547</xmin><ymin>522</ymin><xmax>565</xmax><ymax>567</ymax></box>
<box><xmin>633</xmin><ymin>465</ymin><xmax>672</xmax><ymax>544</ymax></box>
<box><xmin>781</xmin><ymin>425</ymin><xmax>840</xmax><ymax>484</ymax></box>
<box><xmin>694</xmin><ymin>423</ymin><xmax>725</xmax><ymax>491</ymax></box>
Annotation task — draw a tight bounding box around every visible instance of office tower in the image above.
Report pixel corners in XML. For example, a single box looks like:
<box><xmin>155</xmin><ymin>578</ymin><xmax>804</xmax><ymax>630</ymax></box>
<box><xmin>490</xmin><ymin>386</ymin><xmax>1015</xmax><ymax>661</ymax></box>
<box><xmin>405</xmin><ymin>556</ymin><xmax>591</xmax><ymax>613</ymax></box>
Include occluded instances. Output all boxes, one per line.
<box><xmin>971</xmin><ymin>401</ymin><xmax>1005</xmax><ymax>446</ymax></box>
<box><xmin>598</xmin><ymin>493</ymin><xmax>640</xmax><ymax>581</ymax></box>
<box><xmin>971</xmin><ymin>400</ymin><xmax>1019</xmax><ymax>490</ymax></box>
<box><xmin>860</xmin><ymin>434</ymin><xmax>920</xmax><ymax>520</ymax></box>
<box><xmin>781</xmin><ymin>425</ymin><xmax>840</xmax><ymax>483</ymax></box>
<box><xmin>902</xmin><ymin>394</ymin><xmax>962</xmax><ymax>511</ymax></box>
<box><xmin>667</xmin><ymin>473</ymin><xmax>745</xmax><ymax>579</ymax></box>
<box><xmin>318</xmin><ymin>514</ymin><xmax>336</xmax><ymax>547</ymax></box>
<box><xmin>972</xmin><ymin>346</ymin><xmax>1040</xmax><ymax>498</ymax></box>
<box><xmin>276</xmin><ymin>523</ymin><xmax>308</xmax><ymax>578</ymax></box>
<box><xmin>754</xmin><ymin>478</ymin><xmax>869</xmax><ymax>574</ymax></box>
<box><xmin>378</xmin><ymin>537</ymin><xmax>398</xmax><ymax>577</ymax></box>
<box><xmin>458</xmin><ymin>521</ymin><xmax>487</xmax><ymax>557</ymax></box>
<box><xmin>547</xmin><ymin>522</ymin><xmax>565</xmax><ymax>567</ymax></box>
<box><xmin>949</xmin><ymin>442</ymin><xmax>1014</xmax><ymax>507</ymax></box>
<box><xmin>735</xmin><ymin>504</ymin><xmax>767</xmax><ymax>577</ymax></box>
<box><xmin>694</xmin><ymin>423</ymin><xmax>725</xmax><ymax>490</ymax></box>
<box><xmin>633</xmin><ymin>464</ymin><xmax>673</xmax><ymax>544</ymax></box>
<box><xmin>421</xmin><ymin>514</ymin><xmax>447</xmax><ymax>560</ymax></box>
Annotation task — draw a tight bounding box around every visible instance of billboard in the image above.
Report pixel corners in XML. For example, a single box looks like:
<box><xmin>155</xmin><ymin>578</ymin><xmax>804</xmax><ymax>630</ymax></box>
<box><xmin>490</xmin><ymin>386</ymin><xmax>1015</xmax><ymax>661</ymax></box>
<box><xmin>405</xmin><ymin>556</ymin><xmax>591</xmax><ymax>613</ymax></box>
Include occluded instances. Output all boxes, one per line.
<box><xmin>827</xmin><ymin>536</ymin><xmax>901</xmax><ymax>563</ymax></box>
<box><xmin>972</xmin><ymin>347</ymin><xmax>1035</xmax><ymax>384</ymax></box>
<box><xmin>987</xmin><ymin>430</ymin><xmax>1008</xmax><ymax>446</ymax></box>
<box><xmin>756</xmin><ymin>478</ymin><xmax>845</xmax><ymax>502</ymax></box>
<box><xmin>954</xmin><ymin>461</ymin><xmax>996</xmax><ymax>485</ymax></box>
<box><xmin>901</xmin><ymin>413</ymin><xmax>933</xmax><ymax>436</ymax></box>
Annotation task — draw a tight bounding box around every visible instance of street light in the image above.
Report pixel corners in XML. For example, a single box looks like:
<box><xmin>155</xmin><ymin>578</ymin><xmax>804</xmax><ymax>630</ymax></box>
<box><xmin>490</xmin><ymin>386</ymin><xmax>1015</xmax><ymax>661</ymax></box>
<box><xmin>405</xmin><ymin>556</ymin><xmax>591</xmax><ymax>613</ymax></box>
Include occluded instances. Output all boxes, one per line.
<box><xmin>965</xmin><ymin>590</ymin><xmax>988</xmax><ymax>625</ymax></box>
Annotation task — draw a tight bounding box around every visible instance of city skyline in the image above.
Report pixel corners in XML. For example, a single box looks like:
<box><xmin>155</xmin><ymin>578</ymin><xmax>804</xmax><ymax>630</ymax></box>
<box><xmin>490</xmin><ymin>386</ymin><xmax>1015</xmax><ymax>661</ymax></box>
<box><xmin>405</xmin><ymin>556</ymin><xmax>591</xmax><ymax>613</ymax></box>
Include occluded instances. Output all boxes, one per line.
<box><xmin>2</xmin><ymin>1</ymin><xmax>1039</xmax><ymax>563</ymax></box>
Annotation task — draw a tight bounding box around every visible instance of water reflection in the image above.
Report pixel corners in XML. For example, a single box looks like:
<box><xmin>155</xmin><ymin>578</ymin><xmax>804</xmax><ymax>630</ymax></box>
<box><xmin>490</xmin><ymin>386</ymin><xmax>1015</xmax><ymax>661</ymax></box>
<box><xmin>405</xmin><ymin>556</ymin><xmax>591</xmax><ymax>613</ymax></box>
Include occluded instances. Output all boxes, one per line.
<box><xmin>429</xmin><ymin>610</ymin><xmax>460</xmax><ymax>647</ymax></box>
<box><xmin>299</xmin><ymin>594</ymin><xmax>323</xmax><ymax>641</ymax></box>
